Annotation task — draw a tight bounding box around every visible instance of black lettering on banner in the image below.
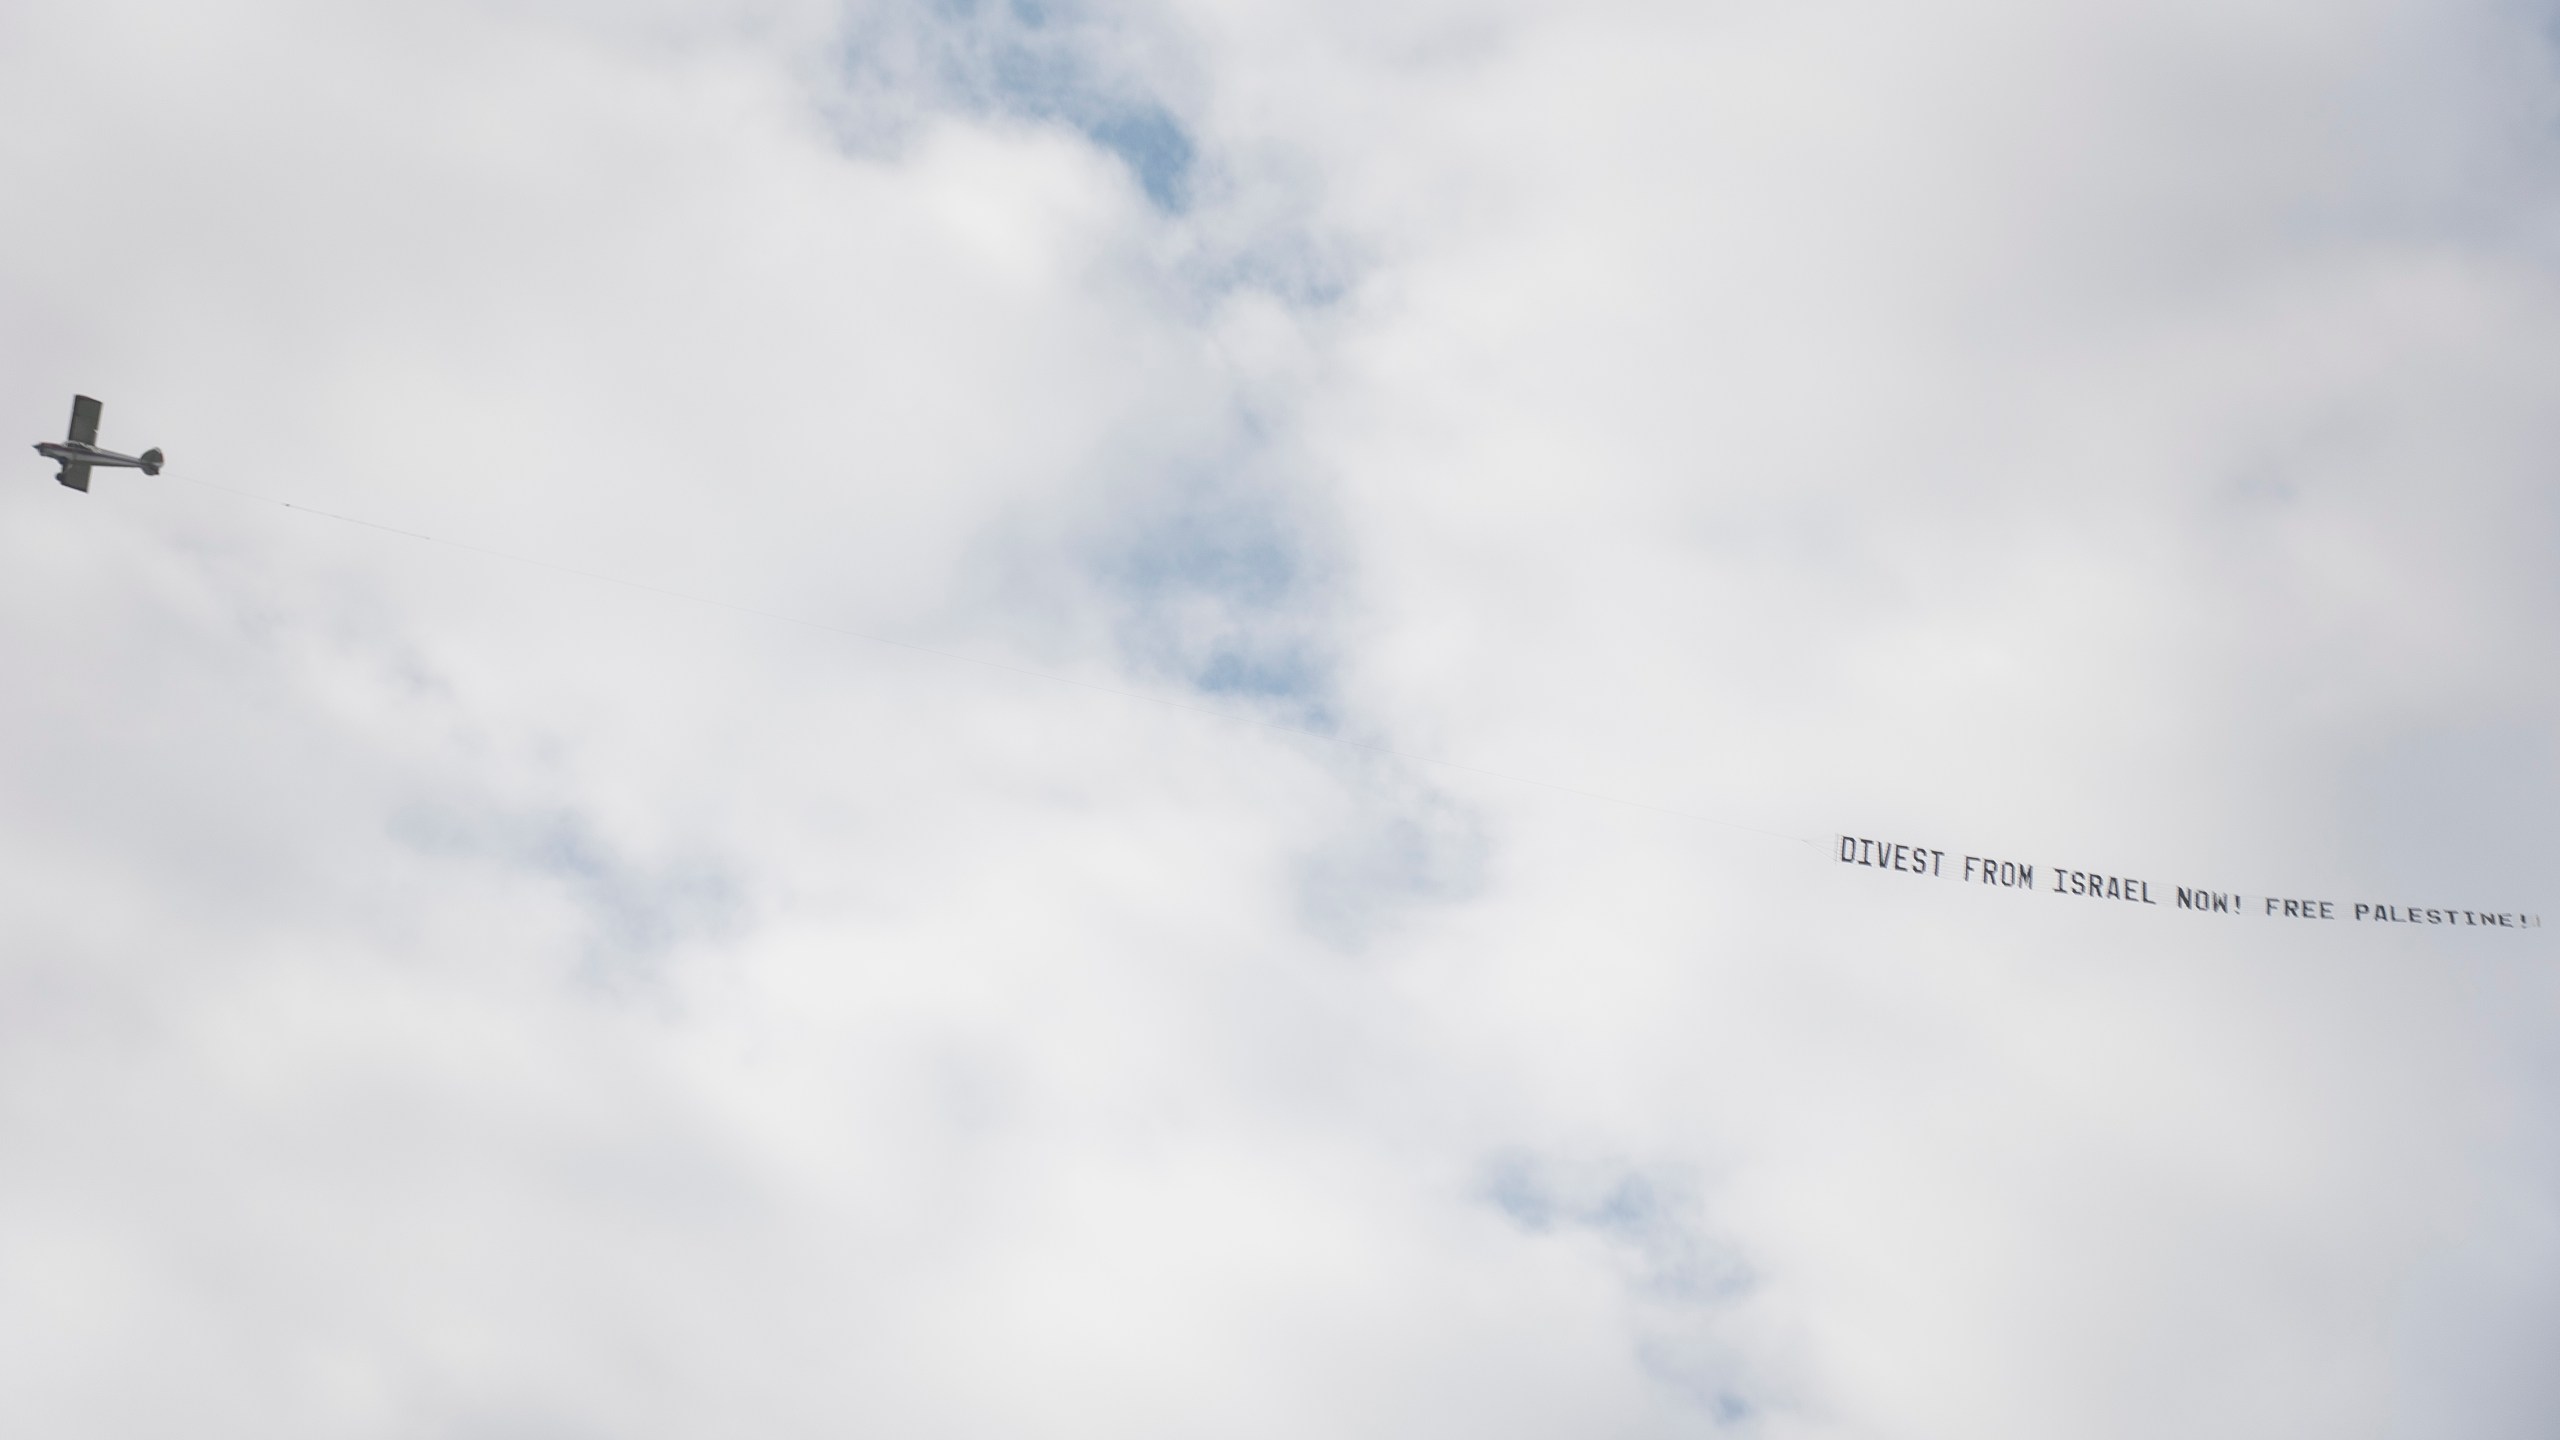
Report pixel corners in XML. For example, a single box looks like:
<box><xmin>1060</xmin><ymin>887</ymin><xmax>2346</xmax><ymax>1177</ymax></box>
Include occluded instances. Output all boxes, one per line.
<box><xmin>2052</xmin><ymin>867</ymin><xmax>2154</xmax><ymax>904</ymax></box>
<box><xmin>1843</xmin><ymin>829</ymin><xmax>2534</xmax><ymax>930</ymax></box>
<box><xmin>2359</xmin><ymin>900</ymin><xmax>2552</xmax><ymax>926</ymax></box>
<box><xmin>1964</xmin><ymin>857</ymin><xmax>2036</xmax><ymax>890</ymax></box>
<box><xmin>1838</xmin><ymin>837</ymin><xmax>1947</xmax><ymax>879</ymax></box>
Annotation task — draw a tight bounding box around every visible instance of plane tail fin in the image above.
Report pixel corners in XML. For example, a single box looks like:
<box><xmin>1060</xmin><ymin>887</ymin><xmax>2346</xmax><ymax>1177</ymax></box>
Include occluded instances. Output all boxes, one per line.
<box><xmin>139</xmin><ymin>448</ymin><xmax>163</xmax><ymax>476</ymax></box>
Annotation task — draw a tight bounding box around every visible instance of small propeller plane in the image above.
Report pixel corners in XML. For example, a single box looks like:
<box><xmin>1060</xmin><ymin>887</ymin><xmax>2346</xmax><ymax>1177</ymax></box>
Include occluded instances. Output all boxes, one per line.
<box><xmin>34</xmin><ymin>395</ymin><xmax>162</xmax><ymax>492</ymax></box>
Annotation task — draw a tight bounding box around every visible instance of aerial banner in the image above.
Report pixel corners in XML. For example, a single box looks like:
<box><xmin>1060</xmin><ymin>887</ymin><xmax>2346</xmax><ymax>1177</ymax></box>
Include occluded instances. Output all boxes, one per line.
<box><xmin>1834</xmin><ymin>834</ymin><xmax>2543</xmax><ymax>930</ymax></box>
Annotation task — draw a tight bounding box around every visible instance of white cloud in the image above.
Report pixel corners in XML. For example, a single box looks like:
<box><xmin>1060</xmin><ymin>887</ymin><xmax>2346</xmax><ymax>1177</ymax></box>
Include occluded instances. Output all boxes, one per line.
<box><xmin>3</xmin><ymin>1</ymin><xmax>2557</xmax><ymax>1436</ymax></box>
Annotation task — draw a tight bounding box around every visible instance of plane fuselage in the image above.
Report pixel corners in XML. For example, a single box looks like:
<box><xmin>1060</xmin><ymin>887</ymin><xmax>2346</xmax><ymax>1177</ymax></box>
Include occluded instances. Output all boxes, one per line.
<box><xmin>35</xmin><ymin>440</ymin><xmax>151</xmax><ymax>470</ymax></box>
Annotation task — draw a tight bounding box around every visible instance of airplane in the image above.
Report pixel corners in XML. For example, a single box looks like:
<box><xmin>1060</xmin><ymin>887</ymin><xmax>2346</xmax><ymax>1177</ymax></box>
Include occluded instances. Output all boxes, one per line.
<box><xmin>34</xmin><ymin>395</ymin><xmax>163</xmax><ymax>492</ymax></box>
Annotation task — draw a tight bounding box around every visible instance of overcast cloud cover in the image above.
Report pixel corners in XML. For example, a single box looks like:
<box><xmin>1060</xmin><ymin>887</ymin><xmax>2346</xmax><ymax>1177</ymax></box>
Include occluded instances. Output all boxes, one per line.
<box><xmin>4</xmin><ymin>0</ymin><xmax>2559</xmax><ymax>1434</ymax></box>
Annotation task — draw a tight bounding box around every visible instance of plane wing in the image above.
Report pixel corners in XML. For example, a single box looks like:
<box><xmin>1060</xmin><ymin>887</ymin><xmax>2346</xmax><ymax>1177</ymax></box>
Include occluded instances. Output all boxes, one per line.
<box><xmin>68</xmin><ymin>395</ymin><xmax>100</xmax><ymax>447</ymax></box>
<box><xmin>56</xmin><ymin>462</ymin><xmax>91</xmax><ymax>492</ymax></box>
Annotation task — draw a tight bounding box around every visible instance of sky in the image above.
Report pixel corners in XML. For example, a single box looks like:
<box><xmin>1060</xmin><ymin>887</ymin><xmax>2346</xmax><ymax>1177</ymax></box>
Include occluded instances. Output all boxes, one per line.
<box><xmin>3</xmin><ymin>0</ymin><xmax>2558</xmax><ymax>1435</ymax></box>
